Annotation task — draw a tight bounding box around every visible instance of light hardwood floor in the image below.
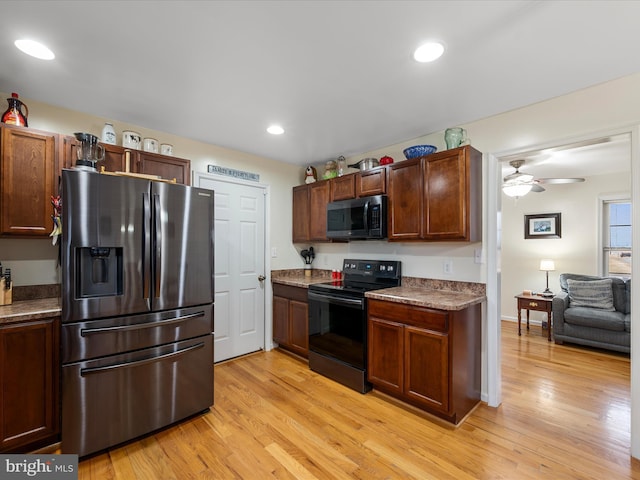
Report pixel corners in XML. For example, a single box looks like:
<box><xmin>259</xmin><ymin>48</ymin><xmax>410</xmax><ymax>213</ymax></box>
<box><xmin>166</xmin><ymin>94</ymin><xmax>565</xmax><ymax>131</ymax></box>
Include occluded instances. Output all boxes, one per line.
<box><xmin>75</xmin><ymin>321</ymin><xmax>640</xmax><ymax>479</ymax></box>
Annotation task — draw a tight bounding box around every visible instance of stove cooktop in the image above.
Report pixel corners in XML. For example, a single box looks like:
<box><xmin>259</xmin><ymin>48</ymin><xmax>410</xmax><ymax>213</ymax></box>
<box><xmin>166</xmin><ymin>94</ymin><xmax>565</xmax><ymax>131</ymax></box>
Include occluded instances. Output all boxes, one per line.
<box><xmin>309</xmin><ymin>259</ymin><xmax>401</xmax><ymax>297</ymax></box>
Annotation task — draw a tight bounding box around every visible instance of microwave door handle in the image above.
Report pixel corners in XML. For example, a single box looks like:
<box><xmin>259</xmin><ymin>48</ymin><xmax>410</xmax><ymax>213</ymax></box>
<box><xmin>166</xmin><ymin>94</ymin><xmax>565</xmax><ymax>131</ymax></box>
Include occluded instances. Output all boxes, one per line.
<box><xmin>363</xmin><ymin>200</ymin><xmax>369</xmax><ymax>232</ymax></box>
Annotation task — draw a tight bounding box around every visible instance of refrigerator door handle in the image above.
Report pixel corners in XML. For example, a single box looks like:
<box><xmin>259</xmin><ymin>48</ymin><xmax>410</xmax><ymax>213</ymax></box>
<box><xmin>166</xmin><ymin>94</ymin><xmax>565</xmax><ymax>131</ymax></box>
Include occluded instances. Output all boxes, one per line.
<box><xmin>154</xmin><ymin>193</ymin><xmax>162</xmax><ymax>299</ymax></box>
<box><xmin>80</xmin><ymin>311</ymin><xmax>206</xmax><ymax>336</ymax></box>
<box><xmin>80</xmin><ymin>341</ymin><xmax>205</xmax><ymax>376</ymax></box>
<box><xmin>142</xmin><ymin>192</ymin><xmax>151</xmax><ymax>302</ymax></box>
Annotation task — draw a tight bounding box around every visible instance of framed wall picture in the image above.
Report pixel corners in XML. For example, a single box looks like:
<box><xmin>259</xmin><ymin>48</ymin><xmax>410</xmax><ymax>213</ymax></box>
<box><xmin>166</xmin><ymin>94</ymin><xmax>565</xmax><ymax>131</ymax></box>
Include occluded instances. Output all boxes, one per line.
<box><xmin>524</xmin><ymin>213</ymin><xmax>561</xmax><ymax>239</ymax></box>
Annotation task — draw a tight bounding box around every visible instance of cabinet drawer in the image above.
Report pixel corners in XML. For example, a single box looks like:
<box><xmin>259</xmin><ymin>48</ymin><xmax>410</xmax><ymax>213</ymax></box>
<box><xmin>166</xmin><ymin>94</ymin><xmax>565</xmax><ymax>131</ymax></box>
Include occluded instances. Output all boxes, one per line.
<box><xmin>368</xmin><ymin>299</ymin><xmax>448</xmax><ymax>332</ymax></box>
<box><xmin>272</xmin><ymin>283</ymin><xmax>308</xmax><ymax>303</ymax></box>
<box><xmin>518</xmin><ymin>298</ymin><xmax>550</xmax><ymax>312</ymax></box>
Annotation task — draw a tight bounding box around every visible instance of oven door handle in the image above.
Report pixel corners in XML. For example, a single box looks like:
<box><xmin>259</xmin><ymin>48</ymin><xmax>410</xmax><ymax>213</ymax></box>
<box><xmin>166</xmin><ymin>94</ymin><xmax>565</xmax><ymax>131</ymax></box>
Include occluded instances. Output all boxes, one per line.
<box><xmin>308</xmin><ymin>291</ymin><xmax>364</xmax><ymax>309</ymax></box>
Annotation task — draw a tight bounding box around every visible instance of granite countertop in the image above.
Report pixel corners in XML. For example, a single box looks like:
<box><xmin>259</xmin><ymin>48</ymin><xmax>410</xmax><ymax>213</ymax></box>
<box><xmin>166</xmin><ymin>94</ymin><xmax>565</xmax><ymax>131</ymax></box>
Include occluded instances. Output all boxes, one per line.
<box><xmin>271</xmin><ymin>269</ymin><xmax>332</xmax><ymax>288</ymax></box>
<box><xmin>271</xmin><ymin>269</ymin><xmax>486</xmax><ymax>310</ymax></box>
<box><xmin>366</xmin><ymin>286</ymin><xmax>485</xmax><ymax>311</ymax></box>
<box><xmin>0</xmin><ymin>298</ymin><xmax>62</xmax><ymax>325</ymax></box>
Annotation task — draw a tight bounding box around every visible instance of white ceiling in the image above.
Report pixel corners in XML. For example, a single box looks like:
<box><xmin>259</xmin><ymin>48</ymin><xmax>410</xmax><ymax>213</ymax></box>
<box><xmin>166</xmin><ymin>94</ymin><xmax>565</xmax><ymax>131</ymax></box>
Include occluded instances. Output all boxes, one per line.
<box><xmin>1</xmin><ymin>1</ymin><xmax>639</xmax><ymax>169</ymax></box>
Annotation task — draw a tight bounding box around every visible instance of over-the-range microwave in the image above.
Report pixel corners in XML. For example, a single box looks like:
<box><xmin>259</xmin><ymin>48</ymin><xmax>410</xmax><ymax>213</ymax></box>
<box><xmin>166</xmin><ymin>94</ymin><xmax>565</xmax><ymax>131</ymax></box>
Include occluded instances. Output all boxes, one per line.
<box><xmin>326</xmin><ymin>195</ymin><xmax>387</xmax><ymax>240</ymax></box>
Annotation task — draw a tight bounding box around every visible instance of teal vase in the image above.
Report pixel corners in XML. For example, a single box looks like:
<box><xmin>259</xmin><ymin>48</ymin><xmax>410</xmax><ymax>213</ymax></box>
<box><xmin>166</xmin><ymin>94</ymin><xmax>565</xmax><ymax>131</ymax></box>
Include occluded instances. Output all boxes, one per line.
<box><xmin>445</xmin><ymin>128</ymin><xmax>465</xmax><ymax>149</ymax></box>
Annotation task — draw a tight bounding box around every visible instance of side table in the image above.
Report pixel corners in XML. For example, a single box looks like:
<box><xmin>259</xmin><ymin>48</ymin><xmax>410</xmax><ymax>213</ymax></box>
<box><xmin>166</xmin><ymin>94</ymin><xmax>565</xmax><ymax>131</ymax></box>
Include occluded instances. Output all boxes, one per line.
<box><xmin>515</xmin><ymin>294</ymin><xmax>553</xmax><ymax>341</ymax></box>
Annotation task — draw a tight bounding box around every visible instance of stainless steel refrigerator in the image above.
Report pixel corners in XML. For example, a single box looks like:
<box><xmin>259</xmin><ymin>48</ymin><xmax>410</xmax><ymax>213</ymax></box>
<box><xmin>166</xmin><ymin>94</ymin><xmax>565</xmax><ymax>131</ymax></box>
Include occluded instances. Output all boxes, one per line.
<box><xmin>60</xmin><ymin>169</ymin><xmax>214</xmax><ymax>457</ymax></box>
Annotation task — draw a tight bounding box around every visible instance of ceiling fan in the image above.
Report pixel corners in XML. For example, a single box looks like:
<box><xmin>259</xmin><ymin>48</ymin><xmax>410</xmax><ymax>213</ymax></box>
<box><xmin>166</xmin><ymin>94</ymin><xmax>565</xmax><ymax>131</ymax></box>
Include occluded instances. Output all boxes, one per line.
<box><xmin>502</xmin><ymin>159</ymin><xmax>585</xmax><ymax>198</ymax></box>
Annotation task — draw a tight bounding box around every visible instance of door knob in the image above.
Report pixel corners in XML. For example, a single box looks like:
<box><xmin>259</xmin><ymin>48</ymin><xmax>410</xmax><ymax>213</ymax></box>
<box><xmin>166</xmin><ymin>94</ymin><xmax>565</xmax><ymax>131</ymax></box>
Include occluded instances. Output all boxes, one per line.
<box><xmin>258</xmin><ymin>275</ymin><xmax>266</xmax><ymax>282</ymax></box>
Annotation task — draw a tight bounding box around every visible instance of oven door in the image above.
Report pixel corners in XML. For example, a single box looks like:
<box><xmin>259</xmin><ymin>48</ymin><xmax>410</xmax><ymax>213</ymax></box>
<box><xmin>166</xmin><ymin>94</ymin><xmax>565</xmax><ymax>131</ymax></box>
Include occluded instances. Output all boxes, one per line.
<box><xmin>308</xmin><ymin>290</ymin><xmax>366</xmax><ymax>369</ymax></box>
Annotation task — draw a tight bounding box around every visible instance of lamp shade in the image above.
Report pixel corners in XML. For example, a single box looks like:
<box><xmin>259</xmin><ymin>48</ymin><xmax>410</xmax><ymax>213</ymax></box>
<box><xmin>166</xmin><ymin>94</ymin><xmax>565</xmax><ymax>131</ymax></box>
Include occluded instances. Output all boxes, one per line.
<box><xmin>539</xmin><ymin>259</ymin><xmax>555</xmax><ymax>271</ymax></box>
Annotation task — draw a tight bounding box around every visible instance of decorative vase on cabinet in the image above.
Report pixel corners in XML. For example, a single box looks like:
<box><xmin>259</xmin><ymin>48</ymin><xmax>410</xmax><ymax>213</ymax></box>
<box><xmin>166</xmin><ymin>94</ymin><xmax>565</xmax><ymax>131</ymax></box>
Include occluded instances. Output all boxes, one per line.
<box><xmin>444</xmin><ymin>128</ymin><xmax>465</xmax><ymax>149</ymax></box>
<box><xmin>101</xmin><ymin>123</ymin><xmax>116</xmax><ymax>145</ymax></box>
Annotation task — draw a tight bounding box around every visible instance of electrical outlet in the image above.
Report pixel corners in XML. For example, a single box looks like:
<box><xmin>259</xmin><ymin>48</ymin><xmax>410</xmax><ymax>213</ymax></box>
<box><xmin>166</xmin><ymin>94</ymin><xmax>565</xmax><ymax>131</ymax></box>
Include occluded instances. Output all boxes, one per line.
<box><xmin>271</xmin><ymin>247</ymin><xmax>277</xmax><ymax>258</ymax></box>
<box><xmin>474</xmin><ymin>248</ymin><xmax>482</xmax><ymax>264</ymax></box>
<box><xmin>443</xmin><ymin>260</ymin><xmax>453</xmax><ymax>274</ymax></box>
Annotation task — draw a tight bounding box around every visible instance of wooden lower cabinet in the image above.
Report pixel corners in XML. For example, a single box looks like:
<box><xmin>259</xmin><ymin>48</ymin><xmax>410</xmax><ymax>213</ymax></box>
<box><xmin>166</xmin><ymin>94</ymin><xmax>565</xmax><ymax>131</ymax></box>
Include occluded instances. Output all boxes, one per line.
<box><xmin>367</xmin><ymin>299</ymin><xmax>480</xmax><ymax>424</ymax></box>
<box><xmin>0</xmin><ymin>317</ymin><xmax>60</xmax><ymax>452</ymax></box>
<box><xmin>272</xmin><ymin>284</ymin><xmax>309</xmax><ymax>358</ymax></box>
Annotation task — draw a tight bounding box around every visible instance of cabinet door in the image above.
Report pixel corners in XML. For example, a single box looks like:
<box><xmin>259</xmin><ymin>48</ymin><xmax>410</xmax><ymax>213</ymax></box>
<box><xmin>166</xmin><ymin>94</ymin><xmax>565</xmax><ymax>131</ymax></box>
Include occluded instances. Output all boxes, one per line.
<box><xmin>59</xmin><ymin>135</ymin><xmax>77</xmax><ymax>171</ymax></box>
<box><xmin>423</xmin><ymin>149</ymin><xmax>466</xmax><ymax>240</ymax></box>
<box><xmin>292</xmin><ymin>185</ymin><xmax>310</xmax><ymax>243</ymax></box>
<box><xmin>135</xmin><ymin>152</ymin><xmax>191</xmax><ymax>185</ymax></box>
<box><xmin>404</xmin><ymin>325</ymin><xmax>449</xmax><ymax>413</ymax></box>
<box><xmin>273</xmin><ymin>295</ymin><xmax>289</xmax><ymax>345</ymax></box>
<box><xmin>0</xmin><ymin>317</ymin><xmax>60</xmax><ymax>452</ymax></box>
<box><xmin>101</xmin><ymin>144</ymin><xmax>128</xmax><ymax>173</ymax></box>
<box><xmin>423</xmin><ymin>146</ymin><xmax>481</xmax><ymax>241</ymax></box>
<box><xmin>367</xmin><ymin>316</ymin><xmax>404</xmax><ymax>394</ymax></box>
<box><xmin>0</xmin><ymin>126</ymin><xmax>56</xmax><ymax>236</ymax></box>
<box><xmin>356</xmin><ymin>167</ymin><xmax>386</xmax><ymax>197</ymax></box>
<box><xmin>308</xmin><ymin>180</ymin><xmax>331</xmax><ymax>241</ymax></box>
<box><xmin>387</xmin><ymin>158</ymin><xmax>423</xmax><ymax>240</ymax></box>
<box><xmin>330</xmin><ymin>174</ymin><xmax>356</xmax><ymax>201</ymax></box>
<box><xmin>288</xmin><ymin>299</ymin><xmax>309</xmax><ymax>357</ymax></box>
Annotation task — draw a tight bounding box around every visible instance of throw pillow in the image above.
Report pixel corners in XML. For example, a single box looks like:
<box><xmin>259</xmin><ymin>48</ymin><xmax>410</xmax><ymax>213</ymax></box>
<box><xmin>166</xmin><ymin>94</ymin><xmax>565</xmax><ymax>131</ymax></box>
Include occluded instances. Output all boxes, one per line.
<box><xmin>566</xmin><ymin>278</ymin><xmax>616</xmax><ymax>311</ymax></box>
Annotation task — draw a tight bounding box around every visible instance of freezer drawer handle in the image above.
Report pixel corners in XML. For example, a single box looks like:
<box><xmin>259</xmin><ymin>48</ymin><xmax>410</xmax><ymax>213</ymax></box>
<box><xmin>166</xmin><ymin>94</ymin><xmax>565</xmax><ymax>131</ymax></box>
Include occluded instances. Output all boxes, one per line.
<box><xmin>80</xmin><ymin>311</ymin><xmax>206</xmax><ymax>336</ymax></box>
<box><xmin>80</xmin><ymin>341</ymin><xmax>205</xmax><ymax>376</ymax></box>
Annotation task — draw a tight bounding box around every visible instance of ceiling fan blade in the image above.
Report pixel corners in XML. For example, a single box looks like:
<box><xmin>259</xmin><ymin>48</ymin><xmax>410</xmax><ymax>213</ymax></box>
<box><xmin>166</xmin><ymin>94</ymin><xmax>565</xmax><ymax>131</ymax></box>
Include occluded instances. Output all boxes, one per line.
<box><xmin>535</xmin><ymin>177</ymin><xmax>585</xmax><ymax>184</ymax></box>
<box><xmin>531</xmin><ymin>184</ymin><xmax>545</xmax><ymax>193</ymax></box>
<box><xmin>503</xmin><ymin>171</ymin><xmax>534</xmax><ymax>183</ymax></box>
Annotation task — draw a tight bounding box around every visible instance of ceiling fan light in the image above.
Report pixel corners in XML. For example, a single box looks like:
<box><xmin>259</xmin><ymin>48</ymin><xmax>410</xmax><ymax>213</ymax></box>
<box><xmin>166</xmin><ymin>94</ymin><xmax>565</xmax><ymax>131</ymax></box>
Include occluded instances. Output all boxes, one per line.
<box><xmin>502</xmin><ymin>183</ymin><xmax>532</xmax><ymax>198</ymax></box>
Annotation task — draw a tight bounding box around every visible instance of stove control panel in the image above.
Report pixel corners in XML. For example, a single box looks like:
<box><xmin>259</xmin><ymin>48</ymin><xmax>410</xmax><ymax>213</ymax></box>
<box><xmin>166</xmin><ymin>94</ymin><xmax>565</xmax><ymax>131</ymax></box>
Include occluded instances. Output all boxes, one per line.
<box><xmin>342</xmin><ymin>259</ymin><xmax>402</xmax><ymax>280</ymax></box>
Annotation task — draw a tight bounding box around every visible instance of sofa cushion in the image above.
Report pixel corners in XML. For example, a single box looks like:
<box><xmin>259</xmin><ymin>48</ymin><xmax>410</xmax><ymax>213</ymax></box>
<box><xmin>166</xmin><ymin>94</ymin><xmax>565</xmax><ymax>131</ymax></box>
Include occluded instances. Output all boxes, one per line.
<box><xmin>564</xmin><ymin>307</ymin><xmax>626</xmax><ymax>331</ymax></box>
<box><xmin>560</xmin><ymin>274</ymin><xmax>627</xmax><ymax>312</ymax></box>
<box><xmin>567</xmin><ymin>278</ymin><xmax>615</xmax><ymax>311</ymax></box>
<box><xmin>625</xmin><ymin>313</ymin><xmax>631</xmax><ymax>333</ymax></box>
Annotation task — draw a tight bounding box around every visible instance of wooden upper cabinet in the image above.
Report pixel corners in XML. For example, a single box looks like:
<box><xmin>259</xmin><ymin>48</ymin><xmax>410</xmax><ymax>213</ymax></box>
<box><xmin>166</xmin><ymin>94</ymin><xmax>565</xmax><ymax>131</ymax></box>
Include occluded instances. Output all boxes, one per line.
<box><xmin>59</xmin><ymin>134</ymin><xmax>77</xmax><ymax>171</ymax></box>
<box><xmin>136</xmin><ymin>151</ymin><xmax>191</xmax><ymax>186</ymax></box>
<box><xmin>387</xmin><ymin>158</ymin><xmax>423</xmax><ymax>240</ymax></box>
<box><xmin>0</xmin><ymin>125</ymin><xmax>57</xmax><ymax>237</ymax></box>
<box><xmin>330</xmin><ymin>174</ymin><xmax>356</xmax><ymax>201</ymax></box>
<box><xmin>356</xmin><ymin>167</ymin><xmax>386</xmax><ymax>197</ymax></box>
<box><xmin>292</xmin><ymin>185</ymin><xmax>310</xmax><ymax>243</ymax></box>
<box><xmin>97</xmin><ymin>146</ymin><xmax>192</xmax><ymax>186</ymax></box>
<box><xmin>308</xmin><ymin>180</ymin><xmax>331</xmax><ymax>241</ymax></box>
<box><xmin>100</xmin><ymin>144</ymin><xmax>128</xmax><ymax>173</ymax></box>
<box><xmin>423</xmin><ymin>145</ymin><xmax>482</xmax><ymax>241</ymax></box>
<box><xmin>387</xmin><ymin>145</ymin><xmax>482</xmax><ymax>242</ymax></box>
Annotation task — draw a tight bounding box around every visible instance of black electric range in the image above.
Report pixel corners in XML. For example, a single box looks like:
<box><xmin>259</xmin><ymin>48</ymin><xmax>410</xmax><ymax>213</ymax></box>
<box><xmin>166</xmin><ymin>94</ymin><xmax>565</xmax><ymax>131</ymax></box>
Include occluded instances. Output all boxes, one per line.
<box><xmin>308</xmin><ymin>259</ymin><xmax>401</xmax><ymax>393</ymax></box>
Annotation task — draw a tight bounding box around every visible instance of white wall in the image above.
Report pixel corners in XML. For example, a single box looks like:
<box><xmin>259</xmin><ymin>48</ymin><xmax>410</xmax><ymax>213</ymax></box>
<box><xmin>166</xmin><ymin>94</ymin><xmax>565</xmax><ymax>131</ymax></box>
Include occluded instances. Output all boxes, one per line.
<box><xmin>0</xmin><ymin>92</ymin><xmax>305</xmax><ymax>286</ymax></box>
<box><xmin>501</xmin><ymin>171</ymin><xmax>630</xmax><ymax>324</ymax></box>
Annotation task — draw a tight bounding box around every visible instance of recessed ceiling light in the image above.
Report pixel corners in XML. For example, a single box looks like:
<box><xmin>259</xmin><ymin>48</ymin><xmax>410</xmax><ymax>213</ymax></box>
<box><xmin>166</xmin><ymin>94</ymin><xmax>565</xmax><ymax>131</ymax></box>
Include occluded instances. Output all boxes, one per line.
<box><xmin>413</xmin><ymin>42</ymin><xmax>444</xmax><ymax>63</ymax></box>
<box><xmin>14</xmin><ymin>39</ymin><xmax>55</xmax><ymax>60</ymax></box>
<box><xmin>267</xmin><ymin>125</ymin><xmax>284</xmax><ymax>135</ymax></box>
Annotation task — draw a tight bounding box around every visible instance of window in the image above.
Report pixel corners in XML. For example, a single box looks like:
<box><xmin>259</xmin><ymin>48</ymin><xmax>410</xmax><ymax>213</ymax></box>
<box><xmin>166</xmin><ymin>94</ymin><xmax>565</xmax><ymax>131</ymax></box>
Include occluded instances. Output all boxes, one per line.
<box><xmin>603</xmin><ymin>200</ymin><xmax>631</xmax><ymax>278</ymax></box>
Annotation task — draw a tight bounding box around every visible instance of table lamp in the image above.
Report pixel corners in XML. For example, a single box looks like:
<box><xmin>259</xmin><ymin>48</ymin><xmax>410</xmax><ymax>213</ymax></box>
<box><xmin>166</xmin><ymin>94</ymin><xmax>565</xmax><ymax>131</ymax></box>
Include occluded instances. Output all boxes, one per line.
<box><xmin>539</xmin><ymin>259</ymin><xmax>555</xmax><ymax>297</ymax></box>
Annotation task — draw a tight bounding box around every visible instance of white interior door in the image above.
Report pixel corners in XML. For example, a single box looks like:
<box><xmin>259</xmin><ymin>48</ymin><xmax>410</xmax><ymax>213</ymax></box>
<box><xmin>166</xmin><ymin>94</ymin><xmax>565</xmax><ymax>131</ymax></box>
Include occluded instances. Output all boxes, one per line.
<box><xmin>196</xmin><ymin>173</ymin><xmax>266</xmax><ymax>362</ymax></box>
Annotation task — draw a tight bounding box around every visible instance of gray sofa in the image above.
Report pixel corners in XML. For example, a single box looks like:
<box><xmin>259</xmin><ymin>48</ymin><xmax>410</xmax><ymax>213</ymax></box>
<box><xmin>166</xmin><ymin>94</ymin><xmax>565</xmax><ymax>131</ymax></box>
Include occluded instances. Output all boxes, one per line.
<box><xmin>552</xmin><ymin>273</ymin><xmax>631</xmax><ymax>353</ymax></box>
